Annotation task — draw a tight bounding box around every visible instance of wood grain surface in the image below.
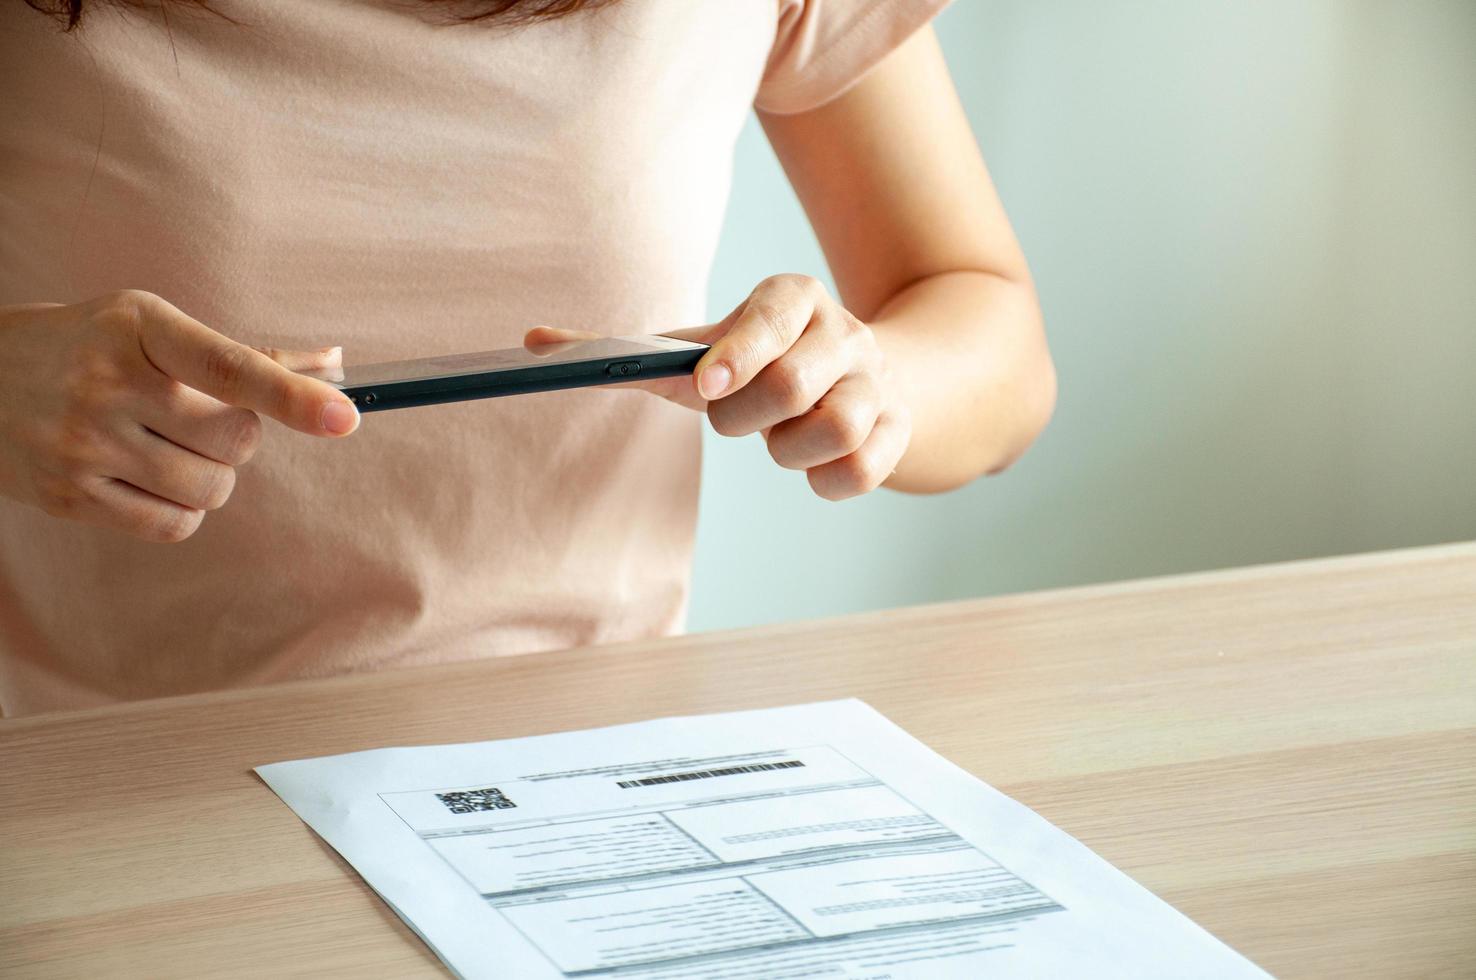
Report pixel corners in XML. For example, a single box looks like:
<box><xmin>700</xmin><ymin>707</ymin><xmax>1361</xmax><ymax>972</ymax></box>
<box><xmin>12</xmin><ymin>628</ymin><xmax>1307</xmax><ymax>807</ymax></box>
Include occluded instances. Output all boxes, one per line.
<box><xmin>2</xmin><ymin>543</ymin><xmax>1473</xmax><ymax>979</ymax></box>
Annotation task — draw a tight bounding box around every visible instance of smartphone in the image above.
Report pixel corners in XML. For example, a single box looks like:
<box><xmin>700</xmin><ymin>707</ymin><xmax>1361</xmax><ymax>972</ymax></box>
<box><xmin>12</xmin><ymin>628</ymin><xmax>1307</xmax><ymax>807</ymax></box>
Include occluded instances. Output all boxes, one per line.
<box><xmin>317</xmin><ymin>334</ymin><xmax>709</xmax><ymax>412</ymax></box>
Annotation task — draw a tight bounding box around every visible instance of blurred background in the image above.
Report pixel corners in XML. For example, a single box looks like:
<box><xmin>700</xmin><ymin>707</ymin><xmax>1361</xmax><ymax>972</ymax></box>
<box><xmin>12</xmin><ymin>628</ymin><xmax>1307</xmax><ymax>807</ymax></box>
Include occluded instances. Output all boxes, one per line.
<box><xmin>689</xmin><ymin>0</ymin><xmax>1476</xmax><ymax>632</ymax></box>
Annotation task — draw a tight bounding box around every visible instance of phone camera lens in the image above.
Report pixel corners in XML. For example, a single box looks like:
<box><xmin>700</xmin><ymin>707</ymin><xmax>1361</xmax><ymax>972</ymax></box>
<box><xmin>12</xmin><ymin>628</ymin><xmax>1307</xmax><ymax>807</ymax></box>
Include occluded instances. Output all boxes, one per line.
<box><xmin>364</xmin><ymin>392</ymin><xmax>377</xmax><ymax>405</ymax></box>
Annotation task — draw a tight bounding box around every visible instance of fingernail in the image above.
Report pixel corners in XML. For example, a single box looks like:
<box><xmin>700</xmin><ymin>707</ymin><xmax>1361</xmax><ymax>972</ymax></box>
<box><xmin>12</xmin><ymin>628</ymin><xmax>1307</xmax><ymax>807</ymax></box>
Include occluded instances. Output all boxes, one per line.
<box><xmin>321</xmin><ymin>400</ymin><xmax>359</xmax><ymax>435</ymax></box>
<box><xmin>699</xmin><ymin>363</ymin><xmax>732</xmax><ymax>400</ymax></box>
<box><xmin>318</xmin><ymin>346</ymin><xmax>342</xmax><ymax>357</ymax></box>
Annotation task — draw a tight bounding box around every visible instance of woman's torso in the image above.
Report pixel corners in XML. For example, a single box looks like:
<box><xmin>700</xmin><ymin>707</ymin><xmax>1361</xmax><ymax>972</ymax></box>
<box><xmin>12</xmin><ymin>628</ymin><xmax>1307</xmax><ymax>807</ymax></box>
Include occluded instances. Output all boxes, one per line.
<box><xmin>0</xmin><ymin>0</ymin><xmax>776</xmax><ymax>713</ymax></box>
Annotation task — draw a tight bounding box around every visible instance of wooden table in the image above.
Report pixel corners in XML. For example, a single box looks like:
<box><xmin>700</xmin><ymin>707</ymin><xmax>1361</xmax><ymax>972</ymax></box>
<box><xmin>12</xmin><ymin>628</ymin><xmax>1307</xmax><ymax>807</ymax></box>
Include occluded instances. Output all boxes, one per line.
<box><xmin>2</xmin><ymin>544</ymin><xmax>1473</xmax><ymax>978</ymax></box>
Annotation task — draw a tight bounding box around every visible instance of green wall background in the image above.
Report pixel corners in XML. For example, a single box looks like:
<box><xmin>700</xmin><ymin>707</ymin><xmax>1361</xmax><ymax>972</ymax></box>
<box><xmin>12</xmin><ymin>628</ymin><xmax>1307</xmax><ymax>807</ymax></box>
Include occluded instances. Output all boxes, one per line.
<box><xmin>689</xmin><ymin>0</ymin><xmax>1476</xmax><ymax>632</ymax></box>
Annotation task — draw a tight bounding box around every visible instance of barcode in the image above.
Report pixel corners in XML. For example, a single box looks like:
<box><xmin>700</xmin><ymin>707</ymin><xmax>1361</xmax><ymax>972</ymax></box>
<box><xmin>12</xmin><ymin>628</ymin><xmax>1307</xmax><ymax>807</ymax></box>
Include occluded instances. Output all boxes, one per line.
<box><xmin>616</xmin><ymin>760</ymin><xmax>806</xmax><ymax>789</ymax></box>
<box><xmin>435</xmin><ymin>787</ymin><xmax>517</xmax><ymax>814</ymax></box>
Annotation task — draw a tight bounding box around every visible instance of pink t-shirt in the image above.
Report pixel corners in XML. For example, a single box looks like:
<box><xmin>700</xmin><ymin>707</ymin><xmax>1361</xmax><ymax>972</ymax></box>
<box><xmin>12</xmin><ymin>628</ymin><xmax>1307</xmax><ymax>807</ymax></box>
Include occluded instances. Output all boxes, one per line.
<box><xmin>0</xmin><ymin>0</ymin><xmax>947</xmax><ymax>716</ymax></box>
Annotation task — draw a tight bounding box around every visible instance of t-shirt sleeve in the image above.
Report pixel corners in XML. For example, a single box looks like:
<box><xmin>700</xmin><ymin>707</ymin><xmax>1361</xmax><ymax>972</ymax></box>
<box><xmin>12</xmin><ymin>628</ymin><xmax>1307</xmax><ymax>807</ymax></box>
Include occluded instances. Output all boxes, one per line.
<box><xmin>753</xmin><ymin>0</ymin><xmax>953</xmax><ymax>115</ymax></box>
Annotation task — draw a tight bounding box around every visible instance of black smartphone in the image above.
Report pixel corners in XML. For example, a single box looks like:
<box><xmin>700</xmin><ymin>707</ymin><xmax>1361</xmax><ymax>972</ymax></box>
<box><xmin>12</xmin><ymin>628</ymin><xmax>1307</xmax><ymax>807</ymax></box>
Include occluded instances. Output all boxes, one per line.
<box><xmin>317</xmin><ymin>334</ymin><xmax>709</xmax><ymax>412</ymax></box>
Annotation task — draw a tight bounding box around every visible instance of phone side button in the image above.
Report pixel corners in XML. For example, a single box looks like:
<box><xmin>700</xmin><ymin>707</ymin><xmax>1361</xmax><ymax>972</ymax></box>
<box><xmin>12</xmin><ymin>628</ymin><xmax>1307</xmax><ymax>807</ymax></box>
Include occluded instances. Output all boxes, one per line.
<box><xmin>606</xmin><ymin>360</ymin><xmax>641</xmax><ymax>377</ymax></box>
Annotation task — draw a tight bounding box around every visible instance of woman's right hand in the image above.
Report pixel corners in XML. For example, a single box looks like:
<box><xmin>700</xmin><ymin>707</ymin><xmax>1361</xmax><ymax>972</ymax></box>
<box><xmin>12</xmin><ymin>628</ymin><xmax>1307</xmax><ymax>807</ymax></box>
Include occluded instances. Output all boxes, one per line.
<box><xmin>0</xmin><ymin>290</ymin><xmax>359</xmax><ymax>543</ymax></box>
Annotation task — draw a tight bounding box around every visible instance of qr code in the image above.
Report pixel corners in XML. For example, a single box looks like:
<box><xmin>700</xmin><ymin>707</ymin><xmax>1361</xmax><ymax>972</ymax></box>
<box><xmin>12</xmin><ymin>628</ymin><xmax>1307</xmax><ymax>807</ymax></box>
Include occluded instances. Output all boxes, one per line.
<box><xmin>435</xmin><ymin>787</ymin><xmax>517</xmax><ymax>814</ymax></box>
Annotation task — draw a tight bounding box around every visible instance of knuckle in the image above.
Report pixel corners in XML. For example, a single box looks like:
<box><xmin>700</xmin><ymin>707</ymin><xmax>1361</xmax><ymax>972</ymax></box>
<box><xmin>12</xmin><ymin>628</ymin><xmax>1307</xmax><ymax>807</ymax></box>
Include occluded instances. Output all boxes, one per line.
<box><xmin>857</xmin><ymin>449</ymin><xmax>890</xmax><ymax>492</ymax></box>
<box><xmin>200</xmin><ymin>342</ymin><xmax>251</xmax><ymax>395</ymax></box>
<box><xmin>808</xmin><ymin>468</ymin><xmax>854</xmax><ymax>502</ymax></box>
<box><xmin>835</xmin><ymin>450</ymin><xmax>884</xmax><ymax>496</ymax></box>
<box><xmin>833</xmin><ymin>455</ymin><xmax>870</xmax><ymax>492</ymax></box>
<box><xmin>766</xmin><ymin>432</ymin><xmax>808</xmax><ymax>471</ymax></box>
<box><xmin>61</xmin><ymin>350</ymin><xmax>126</xmax><ymax>408</ymax></box>
<box><xmin>38</xmin><ymin>495</ymin><xmax>80</xmax><ymax>521</ymax></box>
<box><xmin>54</xmin><ymin>416</ymin><xmax>105</xmax><ymax>477</ymax></box>
<box><xmin>890</xmin><ymin>404</ymin><xmax>914</xmax><ymax>442</ymax></box>
<box><xmin>766</xmin><ymin>272</ymin><xmax>823</xmax><ymax>298</ymax></box>
<box><xmin>796</xmin><ymin>274</ymin><xmax>828</xmax><ymax>299</ymax></box>
<box><xmin>834</xmin><ymin>307</ymin><xmax>869</xmax><ymax>342</ymax></box>
<box><xmin>153</xmin><ymin>377</ymin><xmax>192</xmax><ymax>415</ymax></box>
<box><xmin>265</xmin><ymin>377</ymin><xmax>300</xmax><ymax>425</ymax></box>
<box><xmin>98</xmin><ymin>289</ymin><xmax>158</xmax><ymax>330</ymax></box>
<box><xmin>220</xmin><ymin>410</ymin><xmax>263</xmax><ymax>465</ymax></box>
<box><xmin>764</xmin><ymin>360</ymin><xmax>813</xmax><ymax>416</ymax></box>
<box><xmin>822</xmin><ymin>405</ymin><xmax>869</xmax><ymax>453</ymax></box>
<box><xmin>35</xmin><ymin>473</ymin><xmax>85</xmax><ymax>520</ymax></box>
<box><xmin>109</xmin><ymin>287</ymin><xmax>157</xmax><ymax>309</ymax></box>
<box><xmin>197</xmin><ymin>464</ymin><xmax>236</xmax><ymax>511</ymax></box>
<box><xmin>747</xmin><ymin>301</ymin><xmax>793</xmax><ymax>346</ymax></box>
<box><xmin>142</xmin><ymin>507</ymin><xmax>203</xmax><ymax>544</ymax></box>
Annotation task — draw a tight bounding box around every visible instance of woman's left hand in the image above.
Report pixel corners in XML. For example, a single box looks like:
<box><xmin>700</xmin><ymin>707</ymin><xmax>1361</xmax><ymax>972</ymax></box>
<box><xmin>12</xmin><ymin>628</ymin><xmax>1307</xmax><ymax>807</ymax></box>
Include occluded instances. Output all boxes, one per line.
<box><xmin>524</xmin><ymin>274</ymin><xmax>912</xmax><ymax>500</ymax></box>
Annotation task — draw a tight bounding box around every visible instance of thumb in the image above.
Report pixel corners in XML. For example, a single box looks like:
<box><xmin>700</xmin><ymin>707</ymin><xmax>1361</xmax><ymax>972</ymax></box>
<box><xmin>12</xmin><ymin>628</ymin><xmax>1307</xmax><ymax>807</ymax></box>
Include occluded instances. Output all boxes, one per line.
<box><xmin>520</xmin><ymin>325</ymin><xmax>710</xmax><ymax>411</ymax></box>
<box><xmin>523</xmin><ymin>324</ymin><xmax>722</xmax><ymax>349</ymax></box>
<box><xmin>254</xmin><ymin>345</ymin><xmax>344</xmax><ymax>382</ymax></box>
<box><xmin>658</xmin><ymin>318</ymin><xmax>735</xmax><ymax>348</ymax></box>
<box><xmin>522</xmin><ymin>325</ymin><xmax>602</xmax><ymax>351</ymax></box>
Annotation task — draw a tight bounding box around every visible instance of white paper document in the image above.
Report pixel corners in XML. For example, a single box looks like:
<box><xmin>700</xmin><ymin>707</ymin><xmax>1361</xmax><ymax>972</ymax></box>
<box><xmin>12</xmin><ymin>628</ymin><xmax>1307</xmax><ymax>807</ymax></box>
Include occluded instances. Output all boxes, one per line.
<box><xmin>256</xmin><ymin>700</ymin><xmax>1267</xmax><ymax>978</ymax></box>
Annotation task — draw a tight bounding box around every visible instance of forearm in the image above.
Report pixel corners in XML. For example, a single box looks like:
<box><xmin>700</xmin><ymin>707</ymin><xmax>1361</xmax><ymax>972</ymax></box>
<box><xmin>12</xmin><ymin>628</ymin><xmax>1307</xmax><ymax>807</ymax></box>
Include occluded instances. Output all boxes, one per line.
<box><xmin>869</xmin><ymin>269</ymin><xmax>1055</xmax><ymax>493</ymax></box>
